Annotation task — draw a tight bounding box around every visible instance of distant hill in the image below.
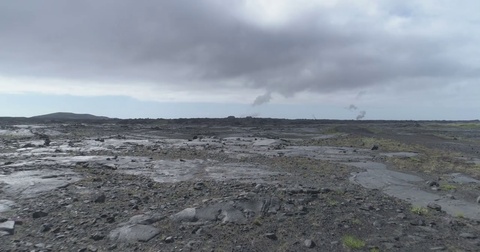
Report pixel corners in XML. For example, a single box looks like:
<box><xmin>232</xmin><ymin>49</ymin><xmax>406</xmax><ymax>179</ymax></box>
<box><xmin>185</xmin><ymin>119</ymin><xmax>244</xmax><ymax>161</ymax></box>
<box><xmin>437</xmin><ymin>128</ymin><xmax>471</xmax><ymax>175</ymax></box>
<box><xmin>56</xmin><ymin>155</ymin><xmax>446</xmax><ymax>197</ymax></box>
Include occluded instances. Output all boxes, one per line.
<box><xmin>30</xmin><ymin>112</ymin><xmax>110</xmax><ymax>120</ymax></box>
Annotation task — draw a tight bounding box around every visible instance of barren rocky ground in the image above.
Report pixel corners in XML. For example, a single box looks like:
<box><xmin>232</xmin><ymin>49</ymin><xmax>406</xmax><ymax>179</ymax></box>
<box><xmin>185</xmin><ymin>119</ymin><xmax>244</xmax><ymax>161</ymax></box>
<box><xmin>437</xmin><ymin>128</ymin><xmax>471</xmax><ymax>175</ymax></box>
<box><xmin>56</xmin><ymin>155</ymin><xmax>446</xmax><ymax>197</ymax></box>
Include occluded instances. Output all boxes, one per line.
<box><xmin>1</xmin><ymin>118</ymin><xmax>480</xmax><ymax>251</ymax></box>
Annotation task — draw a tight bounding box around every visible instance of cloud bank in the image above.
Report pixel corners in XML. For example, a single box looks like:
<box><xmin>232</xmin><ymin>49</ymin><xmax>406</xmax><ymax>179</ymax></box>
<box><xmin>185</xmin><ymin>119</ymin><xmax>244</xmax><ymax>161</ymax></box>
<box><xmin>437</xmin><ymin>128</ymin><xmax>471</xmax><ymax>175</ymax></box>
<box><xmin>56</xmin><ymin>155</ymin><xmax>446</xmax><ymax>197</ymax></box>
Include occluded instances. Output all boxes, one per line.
<box><xmin>0</xmin><ymin>0</ymin><xmax>479</xmax><ymax>102</ymax></box>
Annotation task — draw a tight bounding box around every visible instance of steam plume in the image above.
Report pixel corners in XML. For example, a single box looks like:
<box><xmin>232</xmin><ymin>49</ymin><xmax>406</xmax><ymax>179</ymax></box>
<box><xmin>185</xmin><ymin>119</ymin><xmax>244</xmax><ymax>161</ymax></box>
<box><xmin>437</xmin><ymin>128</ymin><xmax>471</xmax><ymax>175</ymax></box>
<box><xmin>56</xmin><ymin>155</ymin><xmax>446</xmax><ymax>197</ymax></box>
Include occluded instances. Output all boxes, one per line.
<box><xmin>252</xmin><ymin>92</ymin><xmax>272</xmax><ymax>106</ymax></box>
<box><xmin>356</xmin><ymin>111</ymin><xmax>366</xmax><ymax>120</ymax></box>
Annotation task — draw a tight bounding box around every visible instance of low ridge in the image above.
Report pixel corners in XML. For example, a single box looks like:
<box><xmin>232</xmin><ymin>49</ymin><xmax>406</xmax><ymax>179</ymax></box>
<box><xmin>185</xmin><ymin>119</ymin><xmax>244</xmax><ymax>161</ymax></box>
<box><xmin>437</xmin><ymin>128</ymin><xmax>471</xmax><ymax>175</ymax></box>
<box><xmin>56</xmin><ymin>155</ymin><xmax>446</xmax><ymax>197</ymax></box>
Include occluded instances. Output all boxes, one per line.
<box><xmin>30</xmin><ymin>112</ymin><xmax>110</xmax><ymax>120</ymax></box>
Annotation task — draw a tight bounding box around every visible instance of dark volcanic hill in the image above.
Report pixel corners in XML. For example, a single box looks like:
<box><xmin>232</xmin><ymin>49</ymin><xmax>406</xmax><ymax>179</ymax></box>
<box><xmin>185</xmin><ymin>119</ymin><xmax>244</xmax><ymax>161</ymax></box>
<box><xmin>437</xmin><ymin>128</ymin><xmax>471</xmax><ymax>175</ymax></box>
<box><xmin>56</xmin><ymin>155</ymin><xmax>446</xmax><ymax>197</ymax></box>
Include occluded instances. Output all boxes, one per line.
<box><xmin>30</xmin><ymin>112</ymin><xmax>110</xmax><ymax>120</ymax></box>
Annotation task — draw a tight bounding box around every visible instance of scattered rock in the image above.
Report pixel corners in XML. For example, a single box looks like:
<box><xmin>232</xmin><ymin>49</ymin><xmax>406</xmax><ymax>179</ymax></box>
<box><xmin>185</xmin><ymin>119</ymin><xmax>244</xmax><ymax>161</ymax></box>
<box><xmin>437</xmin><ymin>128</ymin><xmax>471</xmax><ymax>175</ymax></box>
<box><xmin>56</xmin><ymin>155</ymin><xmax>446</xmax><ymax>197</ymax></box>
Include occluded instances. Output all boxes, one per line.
<box><xmin>109</xmin><ymin>224</ymin><xmax>160</xmax><ymax>243</ymax></box>
<box><xmin>459</xmin><ymin>233</ymin><xmax>477</xmax><ymax>239</ymax></box>
<box><xmin>0</xmin><ymin>200</ymin><xmax>15</xmax><ymax>213</ymax></box>
<box><xmin>427</xmin><ymin>203</ymin><xmax>442</xmax><ymax>211</ymax></box>
<box><xmin>32</xmin><ymin>211</ymin><xmax>48</xmax><ymax>219</ymax></box>
<box><xmin>371</xmin><ymin>145</ymin><xmax>379</xmax><ymax>150</ymax></box>
<box><xmin>445</xmin><ymin>194</ymin><xmax>455</xmax><ymax>200</ymax></box>
<box><xmin>106</xmin><ymin>216</ymin><xmax>115</xmax><ymax>223</ymax></box>
<box><xmin>265</xmin><ymin>233</ymin><xmax>277</xmax><ymax>240</ymax></box>
<box><xmin>304</xmin><ymin>239</ymin><xmax>315</xmax><ymax>248</ymax></box>
<box><xmin>22</xmin><ymin>143</ymin><xmax>36</xmax><ymax>148</ymax></box>
<box><xmin>40</xmin><ymin>223</ymin><xmax>53</xmax><ymax>232</ymax></box>
<box><xmin>1</xmin><ymin>121</ymin><xmax>480</xmax><ymax>251</ymax></box>
<box><xmin>94</xmin><ymin>194</ymin><xmax>106</xmax><ymax>203</ymax></box>
<box><xmin>476</xmin><ymin>196</ymin><xmax>480</xmax><ymax>204</ymax></box>
<box><xmin>430</xmin><ymin>246</ymin><xmax>447</xmax><ymax>251</ymax></box>
<box><xmin>193</xmin><ymin>182</ymin><xmax>205</xmax><ymax>190</ymax></box>
<box><xmin>164</xmin><ymin>236</ymin><xmax>174</xmax><ymax>243</ymax></box>
<box><xmin>87</xmin><ymin>245</ymin><xmax>98</xmax><ymax>252</ymax></box>
<box><xmin>90</xmin><ymin>232</ymin><xmax>105</xmax><ymax>241</ymax></box>
<box><xmin>0</xmin><ymin>220</ymin><xmax>15</xmax><ymax>235</ymax></box>
<box><xmin>410</xmin><ymin>219</ymin><xmax>426</xmax><ymax>226</ymax></box>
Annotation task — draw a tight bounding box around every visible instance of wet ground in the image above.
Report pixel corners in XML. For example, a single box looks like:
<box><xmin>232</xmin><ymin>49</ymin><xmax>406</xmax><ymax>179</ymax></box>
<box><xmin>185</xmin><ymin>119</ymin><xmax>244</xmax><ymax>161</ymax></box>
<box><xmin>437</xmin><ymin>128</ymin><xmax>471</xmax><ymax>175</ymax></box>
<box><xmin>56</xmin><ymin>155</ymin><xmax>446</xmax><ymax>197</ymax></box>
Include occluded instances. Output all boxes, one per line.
<box><xmin>1</xmin><ymin>118</ymin><xmax>480</xmax><ymax>251</ymax></box>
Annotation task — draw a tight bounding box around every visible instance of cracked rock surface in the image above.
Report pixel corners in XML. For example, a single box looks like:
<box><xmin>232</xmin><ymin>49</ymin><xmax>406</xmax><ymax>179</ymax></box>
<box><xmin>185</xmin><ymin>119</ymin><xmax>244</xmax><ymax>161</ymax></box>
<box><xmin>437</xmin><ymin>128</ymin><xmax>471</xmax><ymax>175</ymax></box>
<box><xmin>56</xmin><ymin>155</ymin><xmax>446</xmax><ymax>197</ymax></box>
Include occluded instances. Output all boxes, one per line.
<box><xmin>1</xmin><ymin>118</ymin><xmax>480</xmax><ymax>251</ymax></box>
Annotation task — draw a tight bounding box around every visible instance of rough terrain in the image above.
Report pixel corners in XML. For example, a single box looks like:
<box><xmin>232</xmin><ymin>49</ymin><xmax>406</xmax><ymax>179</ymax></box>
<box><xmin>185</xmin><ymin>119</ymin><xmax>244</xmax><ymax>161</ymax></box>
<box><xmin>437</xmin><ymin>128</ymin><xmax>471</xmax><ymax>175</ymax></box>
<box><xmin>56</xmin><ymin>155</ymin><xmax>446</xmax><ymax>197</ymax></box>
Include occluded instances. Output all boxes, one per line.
<box><xmin>1</xmin><ymin>118</ymin><xmax>480</xmax><ymax>251</ymax></box>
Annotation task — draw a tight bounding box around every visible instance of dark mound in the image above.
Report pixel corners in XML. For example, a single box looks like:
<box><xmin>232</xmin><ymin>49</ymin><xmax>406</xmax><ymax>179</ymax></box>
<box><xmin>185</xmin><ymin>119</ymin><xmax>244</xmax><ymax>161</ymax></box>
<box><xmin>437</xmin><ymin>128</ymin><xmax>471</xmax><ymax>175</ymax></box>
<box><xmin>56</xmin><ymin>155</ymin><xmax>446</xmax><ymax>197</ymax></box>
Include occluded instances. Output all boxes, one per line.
<box><xmin>30</xmin><ymin>112</ymin><xmax>110</xmax><ymax>120</ymax></box>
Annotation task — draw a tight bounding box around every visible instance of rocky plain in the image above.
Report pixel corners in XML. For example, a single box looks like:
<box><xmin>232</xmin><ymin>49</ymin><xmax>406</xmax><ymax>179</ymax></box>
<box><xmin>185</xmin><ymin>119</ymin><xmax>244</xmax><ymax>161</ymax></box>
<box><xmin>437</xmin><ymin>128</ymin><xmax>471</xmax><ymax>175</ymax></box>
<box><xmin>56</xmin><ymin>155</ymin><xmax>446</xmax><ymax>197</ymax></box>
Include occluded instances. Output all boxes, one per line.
<box><xmin>1</xmin><ymin>116</ymin><xmax>480</xmax><ymax>251</ymax></box>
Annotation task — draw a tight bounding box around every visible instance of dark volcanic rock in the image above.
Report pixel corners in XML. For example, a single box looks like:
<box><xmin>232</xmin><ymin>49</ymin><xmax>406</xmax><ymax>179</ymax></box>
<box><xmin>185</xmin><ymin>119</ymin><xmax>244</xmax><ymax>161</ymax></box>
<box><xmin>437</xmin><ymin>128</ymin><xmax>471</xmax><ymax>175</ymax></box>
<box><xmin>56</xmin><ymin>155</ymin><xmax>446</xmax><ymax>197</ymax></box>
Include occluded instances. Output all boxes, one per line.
<box><xmin>265</xmin><ymin>233</ymin><xmax>277</xmax><ymax>240</ymax></box>
<box><xmin>459</xmin><ymin>233</ymin><xmax>477</xmax><ymax>239</ymax></box>
<box><xmin>32</xmin><ymin>211</ymin><xmax>48</xmax><ymax>219</ymax></box>
<box><xmin>304</xmin><ymin>239</ymin><xmax>315</xmax><ymax>248</ymax></box>
<box><xmin>0</xmin><ymin>220</ymin><xmax>15</xmax><ymax>235</ymax></box>
<box><xmin>90</xmin><ymin>232</ymin><xmax>105</xmax><ymax>241</ymax></box>
<box><xmin>40</xmin><ymin>223</ymin><xmax>53</xmax><ymax>232</ymax></box>
<box><xmin>164</xmin><ymin>236</ymin><xmax>174</xmax><ymax>243</ymax></box>
<box><xmin>1</xmin><ymin>119</ymin><xmax>480</xmax><ymax>252</ymax></box>
<box><xmin>427</xmin><ymin>203</ymin><xmax>442</xmax><ymax>211</ymax></box>
<box><xmin>94</xmin><ymin>194</ymin><xmax>106</xmax><ymax>203</ymax></box>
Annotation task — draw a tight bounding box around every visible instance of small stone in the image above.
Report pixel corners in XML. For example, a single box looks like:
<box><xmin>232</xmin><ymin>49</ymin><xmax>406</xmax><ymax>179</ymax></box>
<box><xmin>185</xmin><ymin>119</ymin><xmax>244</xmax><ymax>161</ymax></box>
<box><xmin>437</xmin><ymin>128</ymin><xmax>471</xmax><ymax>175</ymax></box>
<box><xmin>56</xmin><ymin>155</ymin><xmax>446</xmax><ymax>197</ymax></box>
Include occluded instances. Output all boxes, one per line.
<box><xmin>106</xmin><ymin>216</ymin><xmax>115</xmax><ymax>223</ymax></box>
<box><xmin>476</xmin><ymin>196</ymin><xmax>480</xmax><ymax>204</ymax></box>
<box><xmin>40</xmin><ymin>223</ymin><xmax>53</xmax><ymax>232</ymax></box>
<box><xmin>87</xmin><ymin>245</ymin><xmax>98</xmax><ymax>252</ymax></box>
<box><xmin>32</xmin><ymin>211</ymin><xmax>48</xmax><ymax>219</ymax></box>
<box><xmin>35</xmin><ymin>243</ymin><xmax>46</xmax><ymax>248</ymax></box>
<box><xmin>410</xmin><ymin>219</ymin><xmax>426</xmax><ymax>226</ymax></box>
<box><xmin>427</xmin><ymin>203</ymin><xmax>442</xmax><ymax>211</ymax></box>
<box><xmin>427</xmin><ymin>181</ymin><xmax>439</xmax><ymax>187</ymax></box>
<box><xmin>430</xmin><ymin>246</ymin><xmax>447</xmax><ymax>251</ymax></box>
<box><xmin>445</xmin><ymin>194</ymin><xmax>455</xmax><ymax>200</ymax></box>
<box><xmin>164</xmin><ymin>236</ymin><xmax>174</xmax><ymax>243</ymax></box>
<box><xmin>94</xmin><ymin>194</ymin><xmax>106</xmax><ymax>203</ymax></box>
<box><xmin>0</xmin><ymin>220</ymin><xmax>15</xmax><ymax>235</ymax></box>
<box><xmin>304</xmin><ymin>239</ymin><xmax>315</xmax><ymax>248</ymax></box>
<box><xmin>320</xmin><ymin>188</ymin><xmax>331</xmax><ymax>193</ymax></box>
<box><xmin>265</xmin><ymin>233</ymin><xmax>277</xmax><ymax>240</ymax></box>
<box><xmin>459</xmin><ymin>233</ymin><xmax>477</xmax><ymax>239</ymax></box>
<box><xmin>371</xmin><ymin>145</ymin><xmax>379</xmax><ymax>150</ymax></box>
<box><xmin>90</xmin><ymin>233</ymin><xmax>105</xmax><ymax>241</ymax></box>
<box><xmin>193</xmin><ymin>182</ymin><xmax>205</xmax><ymax>190</ymax></box>
<box><xmin>396</xmin><ymin>213</ymin><xmax>407</xmax><ymax>220</ymax></box>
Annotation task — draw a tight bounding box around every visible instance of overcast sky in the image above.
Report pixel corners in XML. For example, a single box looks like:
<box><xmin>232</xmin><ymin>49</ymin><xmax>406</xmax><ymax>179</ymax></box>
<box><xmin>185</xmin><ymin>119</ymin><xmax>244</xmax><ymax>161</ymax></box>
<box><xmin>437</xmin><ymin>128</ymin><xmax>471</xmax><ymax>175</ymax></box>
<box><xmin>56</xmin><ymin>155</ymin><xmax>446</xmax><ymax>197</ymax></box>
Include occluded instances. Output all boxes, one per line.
<box><xmin>0</xmin><ymin>0</ymin><xmax>479</xmax><ymax>119</ymax></box>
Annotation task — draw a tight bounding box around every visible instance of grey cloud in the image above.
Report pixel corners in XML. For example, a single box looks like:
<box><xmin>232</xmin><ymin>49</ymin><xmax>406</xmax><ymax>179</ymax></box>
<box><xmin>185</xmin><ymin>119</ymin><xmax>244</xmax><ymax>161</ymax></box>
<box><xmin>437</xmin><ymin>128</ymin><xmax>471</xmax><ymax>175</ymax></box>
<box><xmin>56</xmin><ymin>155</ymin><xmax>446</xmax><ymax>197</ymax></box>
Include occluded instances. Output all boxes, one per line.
<box><xmin>356</xmin><ymin>91</ymin><xmax>366</xmax><ymax>99</ymax></box>
<box><xmin>252</xmin><ymin>92</ymin><xmax>272</xmax><ymax>106</ymax></box>
<box><xmin>0</xmin><ymin>1</ymin><xmax>478</xmax><ymax>97</ymax></box>
<box><xmin>348</xmin><ymin>104</ymin><xmax>358</xmax><ymax>111</ymax></box>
